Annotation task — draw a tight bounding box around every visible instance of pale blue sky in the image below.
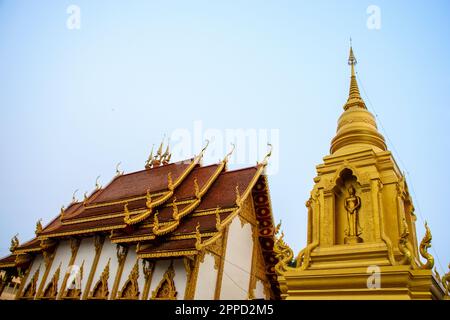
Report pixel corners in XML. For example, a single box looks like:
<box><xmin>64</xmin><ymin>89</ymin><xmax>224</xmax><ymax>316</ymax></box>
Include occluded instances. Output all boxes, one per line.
<box><xmin>1</xmin><ymin>1</ymin><xmax>449</xmax><ymax>274</ymax></box>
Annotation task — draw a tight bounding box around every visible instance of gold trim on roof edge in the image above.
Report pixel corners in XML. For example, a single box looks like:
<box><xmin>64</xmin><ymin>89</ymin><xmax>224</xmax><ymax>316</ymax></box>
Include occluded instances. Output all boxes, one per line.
<box><xmin>38</xmin><ymin>225</ymin><xmax>127</xmax><ymax>239</ymax></box>
<box><xmin>123</xmin><ymin>145</ymin><xmax>209</xmax><ymax>225</ymax></box>
<box><xmin>138</xmin><ymin>250</ymin><xmax>198</xmax><ymax>259</ymax></box>
<box><xmin>151</xmin><ymin>148</ymin><xmax>231</xmax><ymax>236</ymax></box>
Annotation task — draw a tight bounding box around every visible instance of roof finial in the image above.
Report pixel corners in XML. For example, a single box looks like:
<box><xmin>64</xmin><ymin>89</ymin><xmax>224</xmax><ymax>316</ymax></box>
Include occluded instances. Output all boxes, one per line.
<box><xmin>145</xmin><ymin>144</ymin><xmax>155</xmax><ymax>169</ymax></box>
<box><xmin>157</xmin><ymin>135</ymin><xmax>165</xmax><ymax>158</ymax></box>
<box><xmin>115</xmin><ymin>162</ymin><xmax>124</xmax><ymax>176</ymax></box>
<box><xmin>71</xmin><ymin>189</ymin><xmax>79</xmax><ymax>203</ymax></box>
<box><xmin>35</xmin><ymin>219</ymin><xmax>43</xmax><ymax>235</ymax></box>
<box><xmin>162</xmin><ymin>137</ymin><xmax>171</xmax><ymax>165</ymax></box>
<box><xmin>10</xmin><ymin>234</ymin><xmax>19</xmax><ymax>252</ymax></box>
<box><xmin>95</xmin><ymin>175</ymin><xmax>102</xmax><ymax>190</ymax></box>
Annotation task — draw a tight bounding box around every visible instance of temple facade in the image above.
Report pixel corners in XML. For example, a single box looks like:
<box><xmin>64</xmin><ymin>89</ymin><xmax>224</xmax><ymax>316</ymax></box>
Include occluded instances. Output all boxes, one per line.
<box><xmin>274</xmin><ymin>47</ymin><xmax>450</xmax><ymax>299</ymax></box>
<box><xmin>0</xmin><ymin>143</ymin><xmax>280</xmax><ymax>300</ymax></box>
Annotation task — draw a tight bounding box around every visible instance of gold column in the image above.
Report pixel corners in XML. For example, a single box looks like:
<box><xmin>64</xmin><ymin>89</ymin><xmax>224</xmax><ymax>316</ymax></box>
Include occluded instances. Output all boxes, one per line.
<box><xmin>14</xmin><ymin>260</ymin><xmax>33</xmax><ymax>299</ymax></box>
<box><xmin>141</xmin><ymin>260</ymin><xmax>155</xmax><ymax>300</ymax></box>
<box><xmin>247</xmin><ymin>225</ymin><xmax>258</xmax><ymax>300</ymax></box>
<box><xmin>81</xmin><ymin>235</ymin><xmax>104</xmax><ymax>300</ymax></box>
<box><xmin>184</xmin><ymin>252</ymin><xmax>202</xmax><ymax>299</ymax></box>
<box><xmin>214</xmin><ymin>227</ymin><xmax>229</xmax><ymax>300</ymax></box>
<box><xmin>373</xmin><ymin>180</ymin><xmax>396</xmax><ymax>264</ymax></box>
<box><xmin>110</xmin><ymin>244</ymin><xmax>128</xmax><ymax>299</ymax></box>
<box><xmin>36</xmin><ymin>244</ymin><xmax>58</xmax><ymax>299</ymax></box>
<box><xmin>57</xmin><ymin>238</ymin><xmax>81</xmax><ymax>299</ymax></box>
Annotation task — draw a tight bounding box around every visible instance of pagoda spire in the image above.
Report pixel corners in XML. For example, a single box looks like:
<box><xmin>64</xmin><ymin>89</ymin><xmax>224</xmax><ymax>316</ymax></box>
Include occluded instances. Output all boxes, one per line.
<box><xmin>330</xmin><ymin>44</ymin><xmax>386</xmax><ymax>154</ymax></box>
<box><xmin>344</xmin><ymin>45</ymin><xmax>366</xmax><ymax>110</ymax></box>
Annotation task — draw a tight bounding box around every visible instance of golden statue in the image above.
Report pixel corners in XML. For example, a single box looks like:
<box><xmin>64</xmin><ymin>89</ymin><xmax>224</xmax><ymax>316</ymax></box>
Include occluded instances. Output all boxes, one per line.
<box><xmin>344</xmin><ymin>186</ymin><xmax>363</xmax><ymax>244</ymax></box>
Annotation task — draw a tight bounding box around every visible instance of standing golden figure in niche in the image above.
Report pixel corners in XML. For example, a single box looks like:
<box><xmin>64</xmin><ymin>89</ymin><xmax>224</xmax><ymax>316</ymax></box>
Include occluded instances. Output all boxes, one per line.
<box><xmin>344</xmin><ymin>186</ymin><xmax>363</xmax><ymax>244</ymax></box>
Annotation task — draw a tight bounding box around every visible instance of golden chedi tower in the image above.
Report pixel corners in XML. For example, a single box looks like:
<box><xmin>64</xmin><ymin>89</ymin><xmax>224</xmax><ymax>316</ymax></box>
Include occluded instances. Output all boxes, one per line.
<box><xmin>274</xmin><ymin>46</ymin><xmax>449</xmax><ymax>299</ymax></box>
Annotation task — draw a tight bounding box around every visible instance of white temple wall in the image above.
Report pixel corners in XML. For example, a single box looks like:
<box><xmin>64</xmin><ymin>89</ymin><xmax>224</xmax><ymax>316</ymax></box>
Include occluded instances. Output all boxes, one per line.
<box><xmin>22</xmin><ymin>254</ymin><xmax>44</xmax><ymax>298</ymax></box>
<box><xmin>72</xmin><ymin>237</ymin><xmax>95</xmax><ymax>293</ymax></box>
<box><xmin>194</xmin><ymin>252</ymin><xmax>218</xmax><ymax>300</ymax></box>
<box><xmin>40</xmin><ymin>240</ymin><xmax>71</xmax><ymax>294</ymax></box>
<box><xmin>91</xmin><ymin>239</ymin><xmax>119</xmax><ymax>298</ymax></box>
<box><xmin>148</xmin><ymin>259</ymin><xmax>170</xmax><ymax>299</ymax></box>
<box><xmin>117</xmin><ymin>245</ymin><xmax>137</xmax><ymax>294</ymax></box>
<box><xmin>172</xmin><ymin>258</ymin><xmax>187</xmax><ymax>300</ymax></box>
<box><xmin>220</xmin><ymin>217</ymin><xmax>253</xmax><ymax>299</ymax></box>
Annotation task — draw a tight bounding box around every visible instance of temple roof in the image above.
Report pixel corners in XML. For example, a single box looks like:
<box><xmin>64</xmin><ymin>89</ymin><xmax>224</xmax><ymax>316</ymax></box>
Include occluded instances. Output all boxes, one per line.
<box><xmin>5</xmin><ymin>144</ymin><xmax>280</xmax><ymax>297</ymax></box>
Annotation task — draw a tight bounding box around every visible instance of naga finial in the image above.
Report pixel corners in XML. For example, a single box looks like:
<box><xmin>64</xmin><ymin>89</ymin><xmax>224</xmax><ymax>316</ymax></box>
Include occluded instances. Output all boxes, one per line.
<box><xmin>215</xmin><ymin>207</ymin><xmax>222</xmax><ymax>231</ymax></box>
<box><xmin>194</xmin><ymin>177</ymin><xmax>200</xmax><ymax>199</ymax></box>
<box><xmin>171</xmin><ymin>198</ymin><xmax>179</xmax><ymax>220</ymax></box>
<box><xmin>223</xmin><ymin>143</ymin><xmax>236</xmax><ymax>163</ymax></box>
<box><xmin>275</xmin><ymin>220</ymin><xmax>282</xmax><ymax>236</ymax></box>
<box><xmin>145</xmin><ymin>189</ymin><xmax>152</xmax><ymax>209</ymax></box>
<box><xmin>235</xmin><ymin>185</ymin><xmax>242</xmax><ymax>207</ymax></box>
<box><xmin>152</xmin><ymin>211</ymin><xmax>160</xmax><ymax>232</ymax></box>
<box><xmin>10</xmin><ymin>234</ymin><xmax>19</xmax><ymax>252</ymax></box>
<box><xmin>83</xmin><ymin>191</ymin><xmax>89</xmax><ymax>204</ymax></box>
<box><xmin>95</xmin><ymin>176</ymin><xmax>102</xmax><ymax>190</ymax></box>
<box><xmin>260</xmin><ymin>143</ymin><xmax>273</xmax><ymax>166</ymax></box>
<box><xmin>419</xmin><ymin>221</ymin><xmax>434</xmax><ymax>270</ymax></box>
<box><xmin>35</xmin><ymin>219</ymin><xmax>43</xmax><ymax>235</ymax></box>
<box><xmin>71</xmin><ymin>189</ymin><xmax>79</xmax><ymax>203</ymax></box>
<box><xmin>201</xmin><ymin>139</ymin><xmax>210</xmax><ymax>153</ymax></box>
<box><xmin>167</xmin><ymin>172</ymin><xmax>174</xmax><ymax>191</ymax></box>
<box><xmin>273</xmin><ymin>230</ymin><xmax>294</xmax><ymax>275</ymax></box>
<box><xmin>124</xmin><ymin>203</ymin><xmax>130</xmax><ymax>221</ymax></box>
<box><xmin>115</xmin><ymin>162</ymin><xmax>124</xmax><ymax>176</ymax></box>
<box><xmin>195</xmin><ymin>222</ymin><xmax>202</xmax><ymax>250</ymax></box>
<box><xmin>60</xmin><ymin>205</ymin><xmax>65</xmax><ymax>219</ymax></box>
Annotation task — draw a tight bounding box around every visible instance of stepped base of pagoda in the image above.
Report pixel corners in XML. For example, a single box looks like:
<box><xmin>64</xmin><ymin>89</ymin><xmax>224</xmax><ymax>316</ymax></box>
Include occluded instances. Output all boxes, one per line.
<box><xmin>278</xmin><ymin>265</ymin><xmax>445</xmax><ymax>300</ymax></box>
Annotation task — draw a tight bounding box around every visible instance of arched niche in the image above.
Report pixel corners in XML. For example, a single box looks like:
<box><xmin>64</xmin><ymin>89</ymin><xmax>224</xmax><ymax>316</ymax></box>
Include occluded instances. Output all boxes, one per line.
<box><xmin>332</xmin><ymin>168</ymin><xmax>363</xmax><ymax>245</ymax></box>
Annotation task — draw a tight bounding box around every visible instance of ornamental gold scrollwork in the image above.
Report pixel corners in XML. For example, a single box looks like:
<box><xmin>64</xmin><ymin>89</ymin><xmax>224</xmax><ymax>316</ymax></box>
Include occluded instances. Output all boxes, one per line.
<box><xmin>88</xmin><ymin>259</ymin><xmax>110</xmax><ymax>300</ymax></box>
<box><xmin>21</xmin><ymin>266</ymin><xmax>40</xmax><ymax>299</ymax></box>
<box><xmin>398</xmin><ymin>217</ymin><xmax>412</xmax><ymax>266</ymax></box>
<box><xmin>41</xmin><ymin>262</ymin><xmax>62</xmax><ymax>299</ymax></box>
<box><xmin>118</xmin><ymin>260</ymin><xmax>140</xmax><ymax>299</ymax></box>
<box><xmin>273</xmin><ymin>221</ymin><xmax>294</xmax><ymax>275</ymax></box>
<box><xmin>442</xmin><ymin>263</ymin><xmax>450</xmax><ymax>297</ymax></box>
<box><xmin>151</xmin><ymin>262</ymin><xmax>177</xmax><ymax>300</ymax></box>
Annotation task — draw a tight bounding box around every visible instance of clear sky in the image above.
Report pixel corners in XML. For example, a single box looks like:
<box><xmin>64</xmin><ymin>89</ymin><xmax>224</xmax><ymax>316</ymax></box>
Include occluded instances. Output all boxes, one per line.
<box><xmin>1</xmin><ymin>1</ymin><xmax>449</xmax><ymax>274</ymax></box>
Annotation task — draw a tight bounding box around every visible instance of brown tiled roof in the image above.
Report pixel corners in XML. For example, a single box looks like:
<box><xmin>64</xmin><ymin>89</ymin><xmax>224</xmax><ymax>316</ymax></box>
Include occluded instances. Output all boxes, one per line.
<box><xmin>0</xmin><ymin>254</ymin><xmax>16</xmax><ymax>267</ymax></box>
<box><xmin>90</xmin><ymin>160</ymin><xmax>194</xmax><ymax>204</ymax></box>
<box><xmin>35</xmin><ymin>161</ymin><xmax>263</xmax><ymax>243</ymax></box>
<box><xmin>14</xmin><ymin>238</ymin><xmax>41</xmax><ymax>253</ymax></box>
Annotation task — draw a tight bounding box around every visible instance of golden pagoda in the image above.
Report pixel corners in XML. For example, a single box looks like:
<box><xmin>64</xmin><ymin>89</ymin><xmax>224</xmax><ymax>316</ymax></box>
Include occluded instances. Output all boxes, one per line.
<box><xmin>274</xmin><ymin>46</ymin><xmax>450</xmax><ymax>300</ymax></box>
